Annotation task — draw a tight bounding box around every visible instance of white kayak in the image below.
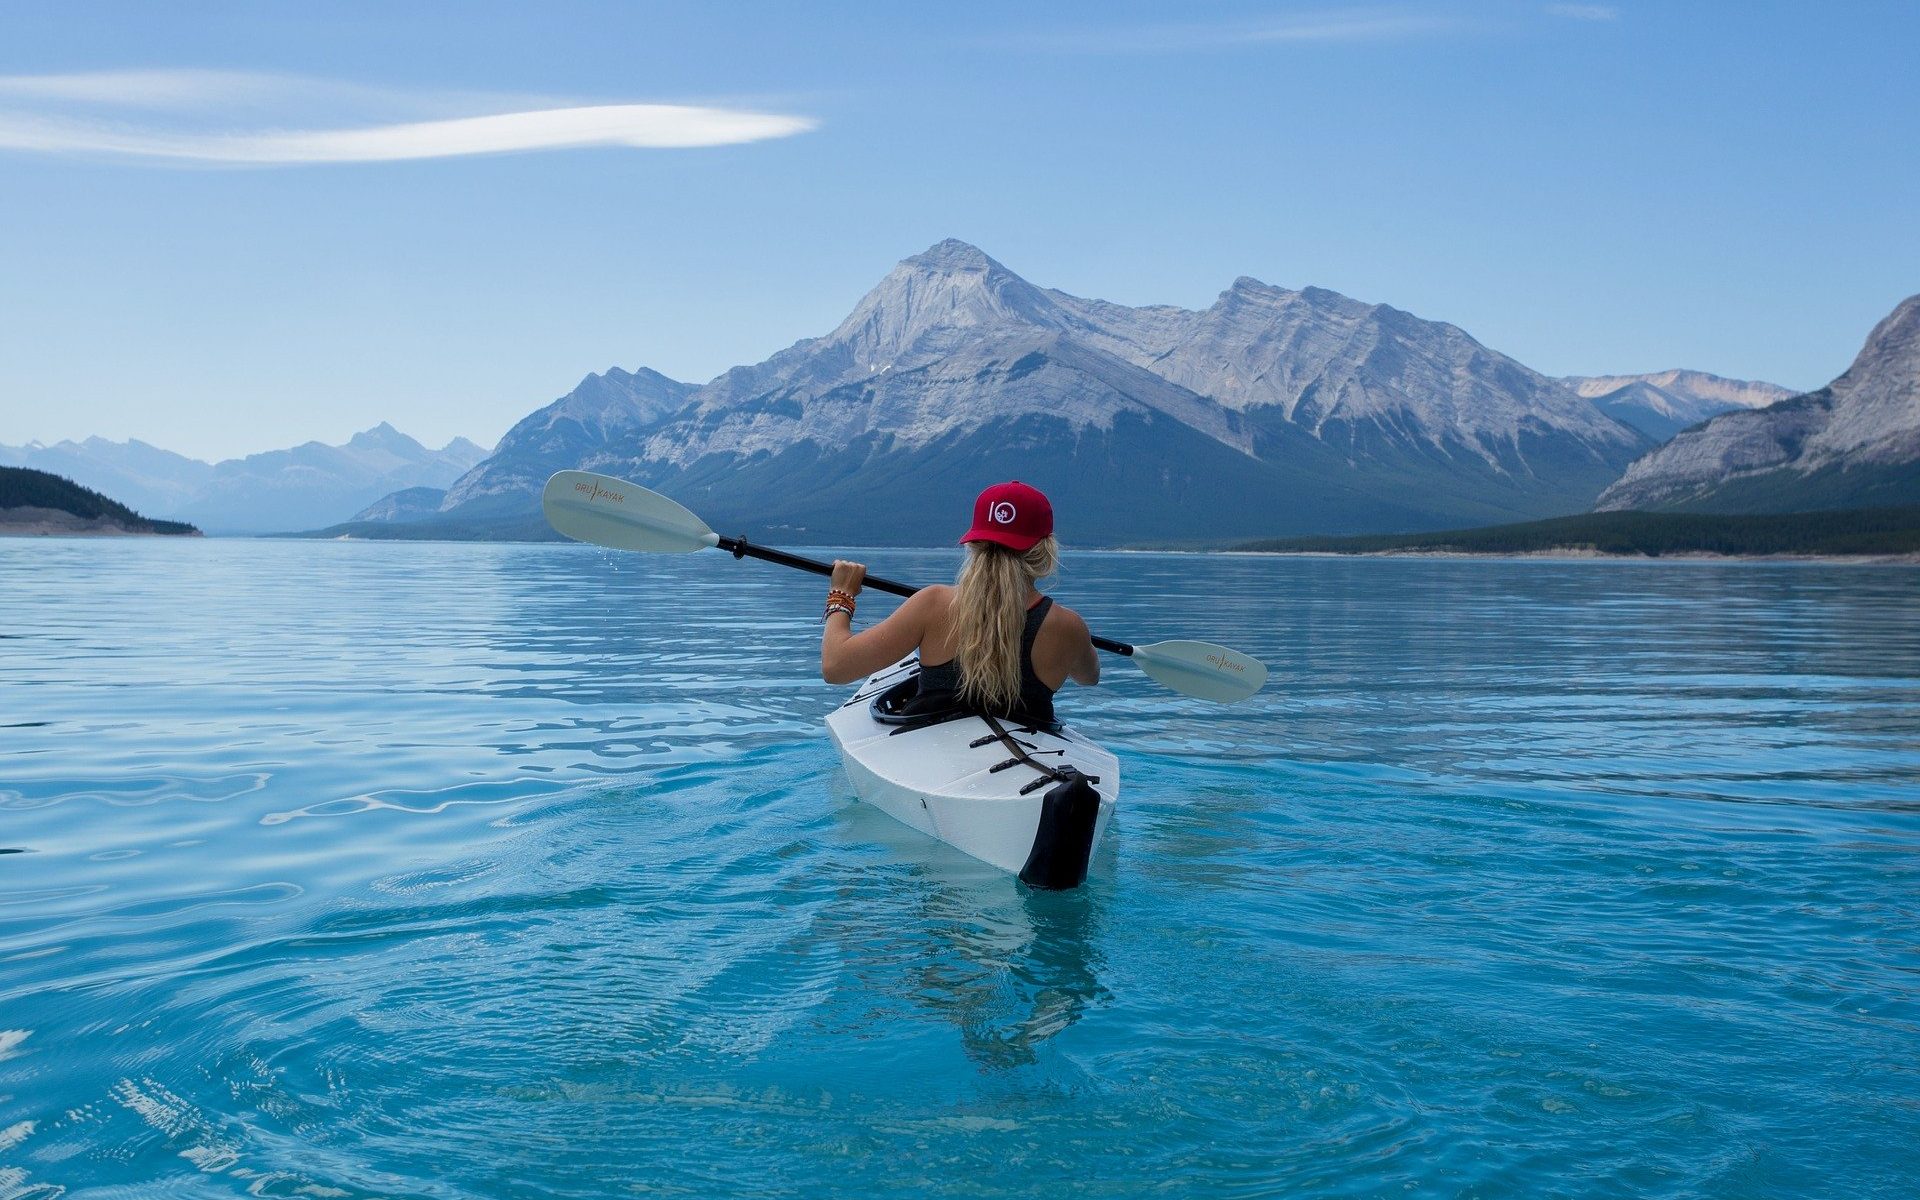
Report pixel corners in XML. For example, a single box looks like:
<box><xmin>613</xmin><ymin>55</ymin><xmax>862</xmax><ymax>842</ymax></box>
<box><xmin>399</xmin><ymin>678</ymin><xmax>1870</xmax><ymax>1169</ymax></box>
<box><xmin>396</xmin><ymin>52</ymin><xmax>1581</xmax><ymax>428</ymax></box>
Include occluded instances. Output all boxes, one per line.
<box><xmin>826</xmin><ymin>655</ymin><xmax>1120</xmax><ymax>888</ymax></box>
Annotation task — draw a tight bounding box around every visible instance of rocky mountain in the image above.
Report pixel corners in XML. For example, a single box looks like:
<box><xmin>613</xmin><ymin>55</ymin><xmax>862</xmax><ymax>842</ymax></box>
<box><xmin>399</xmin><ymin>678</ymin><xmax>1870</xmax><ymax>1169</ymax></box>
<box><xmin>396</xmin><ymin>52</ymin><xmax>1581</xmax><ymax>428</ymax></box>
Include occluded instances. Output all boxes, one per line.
<box><xmin>379</xmin><ymin>240</ymin><xmax>1652</xmax><ymax>544</ymax></box>
<box><xmin>348</xmin><ymin>485</ymin><xmax>449</xmax><ymax>523</ymax></box>
<box><xmin>0</xmin><ymin>425</ymin><xmax>490</xmax><ymax>534</ymax></box>
<box><xmin>1561</xmin><ymin>369</ymin><xmax>1793</xmax><ymax>442</ymax></box>
<box><xmin>430</xmin><ymin>366</ymin><xmax>696</xmax><ymax>519</ymax></box>
<box><xmin>1596</xmin><ymin>295</ymin><xmax>1920</xmax><ymax>512</ymax></box>
<box><xmin>1046</xmin><ymin>270</ymin><xmax>1650</xmax><ymax>519</ymax></box>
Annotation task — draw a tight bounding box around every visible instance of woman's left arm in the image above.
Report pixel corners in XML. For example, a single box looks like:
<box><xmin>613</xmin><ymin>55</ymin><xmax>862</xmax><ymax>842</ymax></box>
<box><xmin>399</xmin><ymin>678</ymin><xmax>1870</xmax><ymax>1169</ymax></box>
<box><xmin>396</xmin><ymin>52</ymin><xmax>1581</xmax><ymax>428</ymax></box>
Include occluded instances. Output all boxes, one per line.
<box><xmin>820</xmin><ymin>560</ymin><xmax>931</xmax><ymax>685</ymax></box>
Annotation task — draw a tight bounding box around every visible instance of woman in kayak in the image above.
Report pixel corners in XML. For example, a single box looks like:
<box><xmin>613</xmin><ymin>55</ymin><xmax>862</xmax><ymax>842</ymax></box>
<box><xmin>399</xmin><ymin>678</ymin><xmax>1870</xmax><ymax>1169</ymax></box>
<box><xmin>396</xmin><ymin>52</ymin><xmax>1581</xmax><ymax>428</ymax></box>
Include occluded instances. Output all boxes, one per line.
<box><xmin>820</xmin><ymin>481</ymin><xmax>1098</xmax><ymax>726</ymax></box>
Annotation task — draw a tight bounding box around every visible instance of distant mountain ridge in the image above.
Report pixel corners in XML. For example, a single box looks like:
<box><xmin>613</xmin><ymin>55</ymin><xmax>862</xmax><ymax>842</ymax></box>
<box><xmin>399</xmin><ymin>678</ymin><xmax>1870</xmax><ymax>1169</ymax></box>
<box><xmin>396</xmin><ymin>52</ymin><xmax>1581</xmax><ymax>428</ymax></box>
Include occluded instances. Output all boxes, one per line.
<box><xmin>0</xmin><ymin>425</ymin><xmax>490</xmax><ymax>534</ymax></box>
<box><xmin>1561</xmin><ymin>370</ymin><xmax>1793</xmax><ymax>441</ymax></box>
<box><xmin>1597</xmin><ymin>295</ymin><xmax>1920</xmax><ymax>512</ymax></box>
<box><xmin>0</xmin><ymin>437</ymin><xmax>212</xmax><ymax>518</ymax></box>
<box><xmin>353</xmin><ymin>239</ymin><xmax>1656</xmax><ymax>544</ymax></box>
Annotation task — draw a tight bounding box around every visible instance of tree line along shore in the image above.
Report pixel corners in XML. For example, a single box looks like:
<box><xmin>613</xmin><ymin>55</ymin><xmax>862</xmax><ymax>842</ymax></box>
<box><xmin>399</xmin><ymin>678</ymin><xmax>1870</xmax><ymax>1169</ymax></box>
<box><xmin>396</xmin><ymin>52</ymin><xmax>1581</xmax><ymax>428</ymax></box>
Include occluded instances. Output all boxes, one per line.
<box><xmin>0</xmin><ymin>467</ymin><xmax>200</xmax><ymax>537</ymax></box>
<box><xmin>1232</xmin><ymin>506</ymin><xmax>1920</xmax><ymax>558</ymax></box>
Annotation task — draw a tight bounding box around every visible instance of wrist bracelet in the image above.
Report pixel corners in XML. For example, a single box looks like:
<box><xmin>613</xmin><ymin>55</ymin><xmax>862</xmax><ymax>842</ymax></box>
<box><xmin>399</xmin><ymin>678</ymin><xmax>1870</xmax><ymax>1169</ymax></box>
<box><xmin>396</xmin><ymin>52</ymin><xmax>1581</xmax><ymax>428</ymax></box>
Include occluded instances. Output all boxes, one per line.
<box><xmin>825</xmin><ymin>603</ymin><xmax>855</xmax><ymax>621</ymax></box>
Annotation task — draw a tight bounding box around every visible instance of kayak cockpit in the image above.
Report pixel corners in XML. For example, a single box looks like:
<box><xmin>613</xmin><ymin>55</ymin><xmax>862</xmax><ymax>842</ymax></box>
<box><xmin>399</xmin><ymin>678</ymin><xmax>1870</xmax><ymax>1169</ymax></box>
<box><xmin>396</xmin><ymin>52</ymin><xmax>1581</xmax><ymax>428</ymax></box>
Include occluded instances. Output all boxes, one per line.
<box><xmin>865</xmin><ymin>657</ymin><xmax>1066</xmax><ymax>738</ymax></box>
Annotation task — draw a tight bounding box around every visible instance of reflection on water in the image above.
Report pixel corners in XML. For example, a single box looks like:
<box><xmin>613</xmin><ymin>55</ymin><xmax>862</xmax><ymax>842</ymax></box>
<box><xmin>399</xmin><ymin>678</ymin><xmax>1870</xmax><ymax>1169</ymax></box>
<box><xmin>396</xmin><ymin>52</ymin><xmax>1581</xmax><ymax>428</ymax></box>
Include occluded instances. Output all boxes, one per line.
<box><xmin>1</xmin><ymin>539</ymin><xmax>1917</xmax><ymax>1198</ymax></box>
<box><xmin>908</xmin><ymin>878</ymin><xmax>1106</xmax><ymax>1070</ymax></box>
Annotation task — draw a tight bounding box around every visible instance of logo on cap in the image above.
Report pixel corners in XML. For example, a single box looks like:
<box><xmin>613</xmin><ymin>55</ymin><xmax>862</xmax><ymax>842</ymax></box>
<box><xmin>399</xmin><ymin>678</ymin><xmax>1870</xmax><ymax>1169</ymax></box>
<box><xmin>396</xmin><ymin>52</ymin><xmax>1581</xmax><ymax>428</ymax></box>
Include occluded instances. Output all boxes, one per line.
<box><xmin>961</xmin><ymin>480</ymin><xmax>1053</xmax><ymax>550</ymax></box>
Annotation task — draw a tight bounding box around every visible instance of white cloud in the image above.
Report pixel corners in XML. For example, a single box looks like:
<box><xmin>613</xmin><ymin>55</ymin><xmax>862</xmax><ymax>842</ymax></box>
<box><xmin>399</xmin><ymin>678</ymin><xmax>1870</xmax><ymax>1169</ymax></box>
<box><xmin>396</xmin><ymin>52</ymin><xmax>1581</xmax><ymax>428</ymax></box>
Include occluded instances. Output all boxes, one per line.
<box><xmin>1003</xmin><ymin>8</ymin><xmax>1463</xmax><ymax>53</ymax></box>
<box><xmin>0</xmin><ymin>69</ymin><xmax>294</xmax><ymax>108</ymax></box>
<box><xmin>0</xmin><ymin>105</ymin><xmax>816</xmax><ymax>163</ymax></box>
<box><xmin>0</xmin><ymin>69</ymin><xmax>816</xmax><ymax>165</ymax></box>
<box><xmin>1545</xmin><ymin>4</ymin><xmax>1620</xmax><ymax>20</ymax></box>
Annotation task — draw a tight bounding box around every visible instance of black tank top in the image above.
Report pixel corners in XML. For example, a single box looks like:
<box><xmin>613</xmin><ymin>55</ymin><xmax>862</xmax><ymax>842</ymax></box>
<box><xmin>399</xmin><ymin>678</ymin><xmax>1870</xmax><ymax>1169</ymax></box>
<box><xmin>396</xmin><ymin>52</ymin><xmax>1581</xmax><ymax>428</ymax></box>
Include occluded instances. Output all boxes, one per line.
<box><xmin>916</xmin><ymin>596</ymin><xmax>1057</xmax><ymax>727</ymax></box>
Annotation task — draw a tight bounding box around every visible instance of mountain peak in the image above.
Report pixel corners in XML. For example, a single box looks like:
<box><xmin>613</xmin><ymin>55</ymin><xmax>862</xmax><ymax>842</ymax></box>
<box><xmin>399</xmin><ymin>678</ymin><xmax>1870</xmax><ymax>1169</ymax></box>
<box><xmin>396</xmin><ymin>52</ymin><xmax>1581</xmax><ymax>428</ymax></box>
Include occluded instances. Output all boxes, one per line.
<box><xmin>821</xmin><ymin>240</ymin><xmax>1062</xmax><ymax>364</ymax></box>
<box><xmin>1845</xmin><ymin>293</ymin><xmax>1920</xmax><ymax>377</ymax></box>
<box><xmin>1214</xmin><ymin>278</ymin><xmax>1373</xmax><ymax>321</ymax></box>
<box><xmin>1211</xmin><ymin>277</ymin><xmax>1291</xmax><ymax>315</ymax></box>
<box><xmin>347</xmin><ymin>422</ymin><xmax>425</xmax><ymax>454</ymax></box>
<box><xmin>441</xmin><ymin>436</ymin><xmax>489</xmax><ymax>457</ymax></box>
<box><xmin>904</xmin><ymin>238</ymin><xmax>1003</xmax><ymax>274</ymax></box>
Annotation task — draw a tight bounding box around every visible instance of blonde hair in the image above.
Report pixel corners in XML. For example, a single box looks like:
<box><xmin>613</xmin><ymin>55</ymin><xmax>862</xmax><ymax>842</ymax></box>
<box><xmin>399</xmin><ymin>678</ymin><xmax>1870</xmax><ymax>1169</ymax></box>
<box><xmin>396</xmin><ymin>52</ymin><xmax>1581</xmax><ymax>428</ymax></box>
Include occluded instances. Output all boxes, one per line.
<box><xmin>951</xmin><ymin>536</ymin><xmax>1059</xmax><ymax>714</ymax></box>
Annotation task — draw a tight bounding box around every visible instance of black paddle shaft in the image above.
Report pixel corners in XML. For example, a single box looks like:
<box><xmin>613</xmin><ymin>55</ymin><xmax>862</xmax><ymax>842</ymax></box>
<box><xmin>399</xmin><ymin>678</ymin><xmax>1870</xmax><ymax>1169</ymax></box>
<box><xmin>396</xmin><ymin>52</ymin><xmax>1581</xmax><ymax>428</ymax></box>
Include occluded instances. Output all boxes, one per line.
<box><xmin>715</xmin><ymin>534</ymin><xmax>1135</xmax><ymax>657</ymax></box>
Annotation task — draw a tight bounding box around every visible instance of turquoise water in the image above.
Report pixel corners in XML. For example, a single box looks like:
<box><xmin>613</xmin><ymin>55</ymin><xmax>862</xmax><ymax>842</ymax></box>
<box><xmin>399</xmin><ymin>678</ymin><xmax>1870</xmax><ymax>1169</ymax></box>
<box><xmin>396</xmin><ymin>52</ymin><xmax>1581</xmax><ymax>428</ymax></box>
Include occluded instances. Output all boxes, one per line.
<box><xmin>3</xmin><ymin>539</ymin><xmax>1917</xmax><ymax>1198</ymax></box>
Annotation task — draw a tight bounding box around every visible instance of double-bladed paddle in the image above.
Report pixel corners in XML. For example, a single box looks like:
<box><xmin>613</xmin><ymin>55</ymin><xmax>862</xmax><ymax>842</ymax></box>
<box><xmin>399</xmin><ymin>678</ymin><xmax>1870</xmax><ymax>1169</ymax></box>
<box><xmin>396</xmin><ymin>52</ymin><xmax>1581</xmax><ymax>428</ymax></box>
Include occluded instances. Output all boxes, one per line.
<box><xmin>541</xmin><ymin>469</ymin><xmax>1267</xmax><ymax>704</ymax></box>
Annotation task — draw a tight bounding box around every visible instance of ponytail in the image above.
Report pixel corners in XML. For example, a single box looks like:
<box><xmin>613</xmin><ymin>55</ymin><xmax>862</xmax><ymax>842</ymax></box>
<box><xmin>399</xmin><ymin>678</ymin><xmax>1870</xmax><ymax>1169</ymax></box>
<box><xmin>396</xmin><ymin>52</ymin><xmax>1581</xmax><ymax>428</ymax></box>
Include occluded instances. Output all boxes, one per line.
<box><xmin>951</xmin><ymin>536</ymin><xmax>1059</xmax><ymax>713</ymax></box>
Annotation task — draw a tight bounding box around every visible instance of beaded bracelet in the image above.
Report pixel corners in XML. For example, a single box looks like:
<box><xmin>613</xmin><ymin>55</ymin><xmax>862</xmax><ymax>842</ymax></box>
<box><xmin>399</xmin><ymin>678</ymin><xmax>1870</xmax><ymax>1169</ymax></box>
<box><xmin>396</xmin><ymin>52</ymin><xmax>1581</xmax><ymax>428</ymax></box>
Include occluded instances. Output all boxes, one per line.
<box><xmin>826</xmin><ymin>588</ymin><xmax>857</xmax><ymax>611</ymax></box>
<box><xmin>824</xmin><ymin>602</ymin><xmax>855</xmax><ymax>621</ymax></box>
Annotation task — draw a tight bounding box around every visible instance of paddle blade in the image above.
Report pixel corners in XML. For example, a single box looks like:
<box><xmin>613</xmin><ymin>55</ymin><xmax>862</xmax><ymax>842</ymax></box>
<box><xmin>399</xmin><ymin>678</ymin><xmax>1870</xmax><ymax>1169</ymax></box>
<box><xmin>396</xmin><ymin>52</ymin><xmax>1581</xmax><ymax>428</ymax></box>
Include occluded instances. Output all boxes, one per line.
<box><xmin>541</xmin><ymin>470</ymin><xmax>720</xmax><ymax>554</ymax></box>
<box><xmin>1129</xmin><ymin>640</ymin><xmax>1267</xmax><ymax>704</ymax></box>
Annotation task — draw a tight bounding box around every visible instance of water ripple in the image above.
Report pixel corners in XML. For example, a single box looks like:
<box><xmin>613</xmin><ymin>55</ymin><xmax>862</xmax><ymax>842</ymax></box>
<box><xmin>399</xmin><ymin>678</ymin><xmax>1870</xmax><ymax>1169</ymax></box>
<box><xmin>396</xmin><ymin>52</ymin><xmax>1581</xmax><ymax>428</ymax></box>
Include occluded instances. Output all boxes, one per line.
<box><xmin>1</xmin><ymin>542</ymin><xmax>1916</xmax><ymax>1197</ymax></box>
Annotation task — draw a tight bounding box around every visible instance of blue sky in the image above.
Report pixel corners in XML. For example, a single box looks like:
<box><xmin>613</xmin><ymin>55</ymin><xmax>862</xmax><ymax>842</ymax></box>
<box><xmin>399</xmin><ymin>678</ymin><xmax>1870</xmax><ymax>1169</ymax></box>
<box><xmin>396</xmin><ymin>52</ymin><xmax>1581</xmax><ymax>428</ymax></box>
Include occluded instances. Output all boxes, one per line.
<box><xmin>1</xmin><ymin>1</ymin><xmax>1915</xmax><ymax>461</ymax></box>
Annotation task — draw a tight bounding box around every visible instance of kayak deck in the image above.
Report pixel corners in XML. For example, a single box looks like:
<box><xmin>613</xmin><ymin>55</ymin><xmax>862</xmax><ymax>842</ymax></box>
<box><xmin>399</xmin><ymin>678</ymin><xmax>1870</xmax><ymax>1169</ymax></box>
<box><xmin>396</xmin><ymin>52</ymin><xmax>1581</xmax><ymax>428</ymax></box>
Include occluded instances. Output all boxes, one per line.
<box><xmin>825</xmin><ymin>656</ymin><xmax>1119</xmax><ymax>883</ymax></box>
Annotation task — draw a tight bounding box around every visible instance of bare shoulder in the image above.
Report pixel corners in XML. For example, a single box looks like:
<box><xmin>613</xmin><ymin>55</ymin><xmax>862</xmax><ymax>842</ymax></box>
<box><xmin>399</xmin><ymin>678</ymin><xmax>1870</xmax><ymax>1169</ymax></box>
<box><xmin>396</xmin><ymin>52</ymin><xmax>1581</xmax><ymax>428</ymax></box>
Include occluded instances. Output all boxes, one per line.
<box><xmin>1044</xmin><ymin>600</ymin><xmax>1091</xmax><ymax>638</ymax></box>
<box><xmin>898</xmin><ymin>583</ymin><xmax>953</xmax><ymax>628</ymax></box>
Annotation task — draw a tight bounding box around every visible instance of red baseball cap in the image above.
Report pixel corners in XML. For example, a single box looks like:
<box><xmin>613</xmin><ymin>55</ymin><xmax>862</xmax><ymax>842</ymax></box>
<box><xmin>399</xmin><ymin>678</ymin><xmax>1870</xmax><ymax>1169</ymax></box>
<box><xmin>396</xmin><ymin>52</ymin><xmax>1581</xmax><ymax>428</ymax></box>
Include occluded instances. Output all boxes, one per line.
<box><xmin>960</xmin><ymin>481</ymin><xmax>1053</xmax><ymax>551</ymax></box>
